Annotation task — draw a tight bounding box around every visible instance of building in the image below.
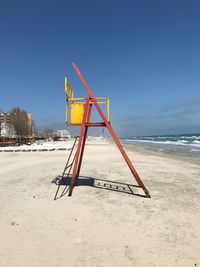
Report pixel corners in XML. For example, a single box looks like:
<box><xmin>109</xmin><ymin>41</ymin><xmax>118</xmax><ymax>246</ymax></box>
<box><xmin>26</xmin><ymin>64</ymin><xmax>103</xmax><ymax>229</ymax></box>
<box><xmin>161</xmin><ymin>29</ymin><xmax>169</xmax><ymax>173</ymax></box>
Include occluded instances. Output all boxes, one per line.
<box><xmin>0</xmin><ymin>112</ymin><xmax>15</xmax><ymax>137</ymax></box>
<box><xmin>55</xmin><ymin>129</ymin><xmax>71</xmax><ymax>140</ymax></box>
<box><xmin>0</xmin><ymin>123</ymin><xmax>16</xmax><ymax>137</ymax></box>
<box><xmin>0</xmin><ymin>110</ymin><xmax>33</xmax><ymax>138</ymax></box>
<box><xmin>0</xmin><ymin>112</ymin><xmax>11</xmax><ymax>125</ymax></box>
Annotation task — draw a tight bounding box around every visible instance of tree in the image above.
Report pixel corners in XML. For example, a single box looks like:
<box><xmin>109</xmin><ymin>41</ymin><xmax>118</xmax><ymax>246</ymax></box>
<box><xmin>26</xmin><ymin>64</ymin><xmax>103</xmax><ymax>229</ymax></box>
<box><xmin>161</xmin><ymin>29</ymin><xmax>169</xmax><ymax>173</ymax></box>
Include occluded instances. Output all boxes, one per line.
<box><xmin>9</xmin><ymin>107</ymin><xmax>29</xmax><ymax>137</ymax></box>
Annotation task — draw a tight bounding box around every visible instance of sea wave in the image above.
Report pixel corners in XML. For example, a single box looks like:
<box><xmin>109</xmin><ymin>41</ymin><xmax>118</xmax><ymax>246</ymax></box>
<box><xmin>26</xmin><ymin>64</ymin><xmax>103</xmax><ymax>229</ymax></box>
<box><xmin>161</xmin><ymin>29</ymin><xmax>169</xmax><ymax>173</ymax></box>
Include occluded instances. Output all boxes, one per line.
<box><xmin>123</xmin><ymin>135</ymin><xmax>200</xmax><ymax>150</ymax></box>
<box><xmin>192</xmin><ymin>140</ymin><xmax>200</xmax><ymax>144</ymax></box>
<box><xmin>138</xmin><ymin>140</ymin><xmax>200</xmax><ymax>147</ymax></box>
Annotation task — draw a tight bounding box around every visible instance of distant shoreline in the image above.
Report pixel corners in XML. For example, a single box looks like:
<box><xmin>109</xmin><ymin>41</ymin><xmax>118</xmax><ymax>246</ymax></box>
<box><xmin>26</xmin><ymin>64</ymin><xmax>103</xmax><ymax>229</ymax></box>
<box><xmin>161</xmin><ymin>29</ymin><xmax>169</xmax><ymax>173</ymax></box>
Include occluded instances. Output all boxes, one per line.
<box><xmin>120</xmin><ymin>140</ymin><xmax>200</xmax><ymax>166</ymax></box>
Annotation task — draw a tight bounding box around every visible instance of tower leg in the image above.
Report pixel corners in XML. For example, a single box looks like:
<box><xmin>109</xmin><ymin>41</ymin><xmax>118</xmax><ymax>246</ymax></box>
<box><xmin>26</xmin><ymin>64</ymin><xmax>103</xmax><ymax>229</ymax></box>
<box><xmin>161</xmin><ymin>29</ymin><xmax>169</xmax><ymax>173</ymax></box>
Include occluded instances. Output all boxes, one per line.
<box><xmin>68</xmin><ymin>97</ymin><xmax>90</xmax><ymax>196</ymax></box>
<box><xmin>107</xmin><ymin>125</ymin><xmax>151</xmax><ymax>198</ymax></box>
<box><xmin>76</xmin><ymin>103</ymin><xmax>92</xmax><ymax>180</ymax></box>
<box><xmin>76</xmin><ymin>126</ymin><xmax>88</xmax><ymax>182</ymax></box>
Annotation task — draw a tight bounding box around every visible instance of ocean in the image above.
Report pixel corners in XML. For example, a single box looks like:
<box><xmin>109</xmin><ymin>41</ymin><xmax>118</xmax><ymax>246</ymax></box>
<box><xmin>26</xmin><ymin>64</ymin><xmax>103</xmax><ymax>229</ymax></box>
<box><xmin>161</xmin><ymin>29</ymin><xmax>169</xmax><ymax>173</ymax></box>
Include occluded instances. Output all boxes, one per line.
<box><xmin>122</xmin><ymin>133</ymin><xmax>200</xmax><ymax>152</ymax></box>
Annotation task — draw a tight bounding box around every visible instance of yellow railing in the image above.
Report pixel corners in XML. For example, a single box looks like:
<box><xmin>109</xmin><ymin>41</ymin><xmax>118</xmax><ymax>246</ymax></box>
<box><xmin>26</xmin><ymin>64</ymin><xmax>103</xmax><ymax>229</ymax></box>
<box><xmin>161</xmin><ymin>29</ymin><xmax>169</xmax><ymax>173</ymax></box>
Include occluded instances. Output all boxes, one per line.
<box><xmin>64</xmin><ymin>77</ymin><xmax>110</xmax><ymax>124</ymax></box>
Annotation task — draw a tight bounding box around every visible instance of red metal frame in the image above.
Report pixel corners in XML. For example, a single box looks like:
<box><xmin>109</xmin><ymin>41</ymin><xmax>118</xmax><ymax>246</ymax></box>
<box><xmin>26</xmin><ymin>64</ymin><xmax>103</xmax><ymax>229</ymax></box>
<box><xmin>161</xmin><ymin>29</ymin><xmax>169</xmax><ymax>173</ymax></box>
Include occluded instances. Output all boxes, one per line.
<box><xmin>63</xmin><ymin>64</ymin><xmax>150</xmax><ymax>198</ymax></box>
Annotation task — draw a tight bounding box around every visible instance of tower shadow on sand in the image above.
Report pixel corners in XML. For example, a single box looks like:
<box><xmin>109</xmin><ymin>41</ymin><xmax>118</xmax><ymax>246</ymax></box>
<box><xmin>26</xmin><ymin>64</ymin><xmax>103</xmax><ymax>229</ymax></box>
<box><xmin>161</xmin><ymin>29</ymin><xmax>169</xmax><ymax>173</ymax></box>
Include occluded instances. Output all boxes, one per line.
<box><xmin>52</xmin><ymin>175</ymin><xmax>149</xmax><ymax>200</ymax></box>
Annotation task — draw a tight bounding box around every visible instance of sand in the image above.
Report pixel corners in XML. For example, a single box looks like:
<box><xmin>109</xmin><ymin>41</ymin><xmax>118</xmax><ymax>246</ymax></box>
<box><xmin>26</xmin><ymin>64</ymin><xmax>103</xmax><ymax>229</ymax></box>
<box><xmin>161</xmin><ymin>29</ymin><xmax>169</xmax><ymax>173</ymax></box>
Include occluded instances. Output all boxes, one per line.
<box><xmin>0</xmin><ymin>139</ymin><xmax>199</xmax><ymax>267</ymax></box>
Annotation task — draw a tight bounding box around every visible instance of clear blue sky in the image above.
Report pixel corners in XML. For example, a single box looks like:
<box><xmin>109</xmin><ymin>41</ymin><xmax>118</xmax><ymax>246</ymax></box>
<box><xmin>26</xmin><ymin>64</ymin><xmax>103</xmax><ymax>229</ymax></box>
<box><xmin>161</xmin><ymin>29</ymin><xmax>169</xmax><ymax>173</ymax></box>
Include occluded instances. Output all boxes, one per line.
<box><xmin>1</xmin><ymin>0</ymin><xmax>200</xmax><ymax>136</ymax></box>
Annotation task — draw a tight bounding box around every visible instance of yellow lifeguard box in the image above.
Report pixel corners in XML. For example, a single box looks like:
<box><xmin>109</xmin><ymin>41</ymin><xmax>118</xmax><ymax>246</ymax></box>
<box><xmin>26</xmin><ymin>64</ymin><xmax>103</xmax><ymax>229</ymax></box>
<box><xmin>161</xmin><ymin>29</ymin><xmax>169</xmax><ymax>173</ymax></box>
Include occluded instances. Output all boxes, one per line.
<box><xmin>70</xmin><ymin>103</ymin><xmax>85</xmax><ymax>124</ymax></box>
<box><xmin>64</xmin><ymin>77</ymin><xmax>110</xmax><ymax>125</ymax></box>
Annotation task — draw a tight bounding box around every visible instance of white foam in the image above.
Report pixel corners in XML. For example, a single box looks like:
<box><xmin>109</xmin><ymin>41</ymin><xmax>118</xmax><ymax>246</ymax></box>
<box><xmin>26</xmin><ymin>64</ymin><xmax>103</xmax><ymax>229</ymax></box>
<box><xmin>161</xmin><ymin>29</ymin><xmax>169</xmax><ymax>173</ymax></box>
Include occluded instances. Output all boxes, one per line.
<box><xmin>0</xmin><ymin>142</ymin><xmax>72</xmax><ymax>152</ymax></box>
<box><xmin>176</xmin><ymin>140</ymin><xmax>188</xmax><ymax>143</ymax></box>
<box><xmin>124</xmin><ymin>139</ymin><xmax>200</xmax><ymax>149</ymax></box>
<box><xmin>192</xmin><ymin>140</ymin><xmax>200</xmax><ymax>144</ymax></box>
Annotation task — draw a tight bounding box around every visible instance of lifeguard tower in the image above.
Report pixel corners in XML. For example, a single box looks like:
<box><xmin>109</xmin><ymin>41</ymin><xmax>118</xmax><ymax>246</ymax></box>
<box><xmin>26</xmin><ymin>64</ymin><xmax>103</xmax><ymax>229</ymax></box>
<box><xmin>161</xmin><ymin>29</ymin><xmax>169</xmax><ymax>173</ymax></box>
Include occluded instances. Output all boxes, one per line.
<box><xmin>54</xmin><ymin>63</ymin><xmax>150</xmax><ymax>199</ymax></box>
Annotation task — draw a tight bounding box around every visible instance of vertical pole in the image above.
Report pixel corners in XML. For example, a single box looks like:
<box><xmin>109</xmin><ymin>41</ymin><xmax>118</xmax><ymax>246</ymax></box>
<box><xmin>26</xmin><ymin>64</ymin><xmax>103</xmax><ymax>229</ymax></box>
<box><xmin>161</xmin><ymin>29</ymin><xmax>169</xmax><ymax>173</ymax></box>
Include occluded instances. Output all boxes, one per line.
<box><xmin>76</xmin><ymin>103</ymin><xmax>92</xmax><ymax>180</ymax></box>
<box><xmin>68</xmin><ymin>96</ymin><xmax>90</xmax><ymax>196</ymax></box>
<box><xmin>75</xmin><ymin>126</ymin><xmax>88</xmax><ymax>182</ymax></box>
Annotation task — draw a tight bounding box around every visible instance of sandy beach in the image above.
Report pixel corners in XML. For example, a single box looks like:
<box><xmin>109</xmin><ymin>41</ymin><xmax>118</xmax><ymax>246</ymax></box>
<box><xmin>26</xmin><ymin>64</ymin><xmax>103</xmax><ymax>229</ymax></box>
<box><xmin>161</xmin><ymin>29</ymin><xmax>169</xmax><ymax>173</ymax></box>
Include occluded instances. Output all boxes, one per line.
<box><xmin>0</xmin><ymin>139</ymin><xmax>199</xmax><ymax>267</ymax></box>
